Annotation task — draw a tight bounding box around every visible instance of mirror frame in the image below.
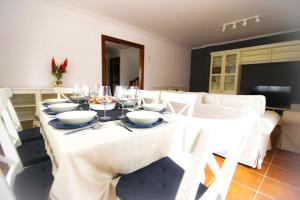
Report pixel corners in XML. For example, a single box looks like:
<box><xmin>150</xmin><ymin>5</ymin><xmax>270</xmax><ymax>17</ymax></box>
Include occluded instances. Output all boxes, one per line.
<box><xmin>101</xmin><ymin>35</ymin><xmax>145</xmax><ymax>89</ymax></box>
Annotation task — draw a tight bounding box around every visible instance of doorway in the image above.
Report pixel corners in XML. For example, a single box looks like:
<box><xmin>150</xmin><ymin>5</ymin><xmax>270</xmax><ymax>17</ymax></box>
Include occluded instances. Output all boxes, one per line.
<box><xmin>101</xmin><ymin>35</ymin><xmax>145</xmax><ymax>89</ymax></box>
<box><xmin>109</xmin><ymin>57</ymin><xmax>120</xmax><ymax>94</ymax></box>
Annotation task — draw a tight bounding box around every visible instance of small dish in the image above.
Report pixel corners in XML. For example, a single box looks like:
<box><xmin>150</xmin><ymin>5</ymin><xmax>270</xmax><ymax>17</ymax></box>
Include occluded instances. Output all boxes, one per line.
<box><xmin>48</xmin><ymin>103</ymin><xmax>79</xmax><ymax>113</ymax></box>
<box><xmin>121</xmin><ymin>117</ymin><xmax>163</xmax><ymax>128</ymax></box>
<box><xmin>90</xmin><ymin>102</ymin><xmax>116</xmax><ymax>110</ymax></box>
<box><xmin>48</xmin><ymin>117</ymin><xmax>98</xmax><ymax>129</ymax></box>
<box><xmin>56</xmin><ymin>110</ymin><xmax>97</xmax><ymax>125</ymax></box>
<box><xmin>44</xmin><ymin>98</ymin><xmax>69</xmax><ymax>105</ymax></box>
<box><xmin>43</xmin><ymin>108</ymin><xmax>57</xmax><ymax>115</ymax></box>
<box><xmin>126</xmin><ymin>111</ymin><xmax>161</xmax><ymax>125</ymax></box>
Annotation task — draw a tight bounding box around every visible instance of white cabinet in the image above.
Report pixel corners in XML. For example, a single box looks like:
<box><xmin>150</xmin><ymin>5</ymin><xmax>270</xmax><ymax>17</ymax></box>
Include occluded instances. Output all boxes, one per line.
<box><xmin>209</xmin><ymin>40</ymin><xmax>300</xmax><ymax>95</ymax></box>
<box><xmin>240</xmin><ymin>40</ymin><xmax>300</xmax><ymax>65</ymax></box>
<box><xmin>209</xmin><ymin>51</ymin><xmax>240</xmax><ymax>94</ymax></box>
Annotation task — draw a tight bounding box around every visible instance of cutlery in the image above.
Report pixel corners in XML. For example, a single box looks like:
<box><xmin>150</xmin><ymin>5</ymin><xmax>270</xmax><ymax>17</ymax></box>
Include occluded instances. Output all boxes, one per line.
<box><xmin>119</xmin><ymin>123</ymin><xmax>133</xmax><ymax>132</ymax></box>
<box><xmin>64</xmin><ymin>122</ymin><xmax>102</xmax><ymax>135</ymax></box>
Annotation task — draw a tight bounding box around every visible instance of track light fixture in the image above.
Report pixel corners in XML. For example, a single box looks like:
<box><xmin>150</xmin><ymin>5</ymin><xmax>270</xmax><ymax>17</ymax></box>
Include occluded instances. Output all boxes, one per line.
<box><xmin>232</xmin><ymin>23</ymin><xmax>237</xmax><ymax>29</ymax></box>
<box><xmin>222</xmin><ymin>15</ymin><xmax>260</xmax><ymax>32</ymax></box>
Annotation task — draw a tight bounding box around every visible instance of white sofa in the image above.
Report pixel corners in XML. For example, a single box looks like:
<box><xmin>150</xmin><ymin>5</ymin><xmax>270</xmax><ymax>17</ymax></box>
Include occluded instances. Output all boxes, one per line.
<box><xmin>168</xmin><ymin>92</ymin><xmax>280</xmax><ymax>169</ymax></box>
<box><xmin>278</xmin><ymin>104</ymin><xmax>300</xmax><ymax>154</ymax></box>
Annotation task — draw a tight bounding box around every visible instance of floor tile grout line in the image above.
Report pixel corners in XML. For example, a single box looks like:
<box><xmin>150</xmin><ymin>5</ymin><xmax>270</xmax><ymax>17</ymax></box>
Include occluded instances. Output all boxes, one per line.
<box><xmin>256</xmin><ymin>191</ymin><xmax>275</xmax><ymax>200</ymax></box>
<box><xmin>266</xmin><ymin>176</ymin><xmax>300</xmax><ymax>192</ymax></box>
<box><xmin>232</xmin><ymin>180</ymin><xmax>258</xmax><ymax>193</ymax></box>
<box><xmin>268</xmin><ymin>162</ymin><xmax>300</xmax><ymax>175</ymax></box>
<box><xmin>252</xmin><ymin>150</ymin><xmax>276</xmax><ymax>200</ymax></box>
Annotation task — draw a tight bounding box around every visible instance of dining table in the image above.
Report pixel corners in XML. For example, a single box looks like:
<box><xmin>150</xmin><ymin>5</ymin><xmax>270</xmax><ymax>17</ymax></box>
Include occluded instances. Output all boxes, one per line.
<box><xmin>37</xmin><ymin>103</ymin><xmax>187</xmax><ymax>200</ymax></box>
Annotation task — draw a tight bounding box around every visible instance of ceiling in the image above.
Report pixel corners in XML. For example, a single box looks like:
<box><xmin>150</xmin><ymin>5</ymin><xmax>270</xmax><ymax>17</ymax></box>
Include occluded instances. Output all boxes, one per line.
<box><xmin>52</xmin><ymin>0</ymin><xmax>300</xmax><ymax>48</ymax></box>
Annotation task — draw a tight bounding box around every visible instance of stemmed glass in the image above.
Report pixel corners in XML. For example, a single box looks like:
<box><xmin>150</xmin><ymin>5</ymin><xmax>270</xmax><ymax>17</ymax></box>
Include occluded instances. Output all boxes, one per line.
<box><xmin>115</xmin><ymin>86</ymin><xmax>129</xmax><ymax>119</ymax></box>
<box><xmin>73</xmin><ymin>84</ymin><xmax>82</xmax><ymax>104</ymax></box>
<box><xmin>81</xmin><ymin>84</ymin><xmax>90</xmax><ymax>110</ymax></box>
<box><xmin>98</xmin><ymin>86</ymin><xmax>112</xmax><ymax>121</ymax></box>
<box><xmin>129</xmin><ymin>86</ymin><xmax>141</xmax><ymax>110</ymax></box>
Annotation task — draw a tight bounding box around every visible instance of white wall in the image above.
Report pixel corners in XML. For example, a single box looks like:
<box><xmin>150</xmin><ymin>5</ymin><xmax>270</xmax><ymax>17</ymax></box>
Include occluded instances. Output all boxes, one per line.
<box><xmin>120</xmin><ymin>47</ymin><xmax>139</xmax><ymax>85</ymax></box>
<box><xmin>0</xmin><ymin>0</ymin><xmax>191</xmax><ymax>90</ymax></box>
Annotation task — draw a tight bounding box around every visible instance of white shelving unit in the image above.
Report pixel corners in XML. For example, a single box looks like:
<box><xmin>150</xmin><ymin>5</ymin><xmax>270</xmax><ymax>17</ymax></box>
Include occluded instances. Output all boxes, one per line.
<box><xmin>11</xmin><ymin>88</ymin><xmax>73</xmax><ymax>128</ymax></box>
<box><xmin>209</xmin><ymin>50</ymin><xmax>240</xmax><ymax>94</ymax></box>
<box><xmin>209</xmin><ymin>40</ymin><xmax>300</xmax><ymax>95</ymax></box>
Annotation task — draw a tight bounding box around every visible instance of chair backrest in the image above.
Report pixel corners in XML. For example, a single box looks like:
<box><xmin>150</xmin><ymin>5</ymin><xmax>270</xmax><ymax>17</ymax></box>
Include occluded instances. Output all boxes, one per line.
<box><xmin>53</xmin><ymin>87</ymin><xmax>72</xmax><ymax>99</ymax></box>
<box><xmin>160</xmin><ymin>92</ymin><xmax>198</xmax><ymax>116</ymax></box>
<box><xmin>0</xmin><ymin>88</ymin><xmax>22</xmax><ymax>132</ymax></box>
<box><xmin>175</xmin><ymin>107</ymin><xmax>256</xmax><ymax>200</ymax></box>
<box><xmin>140</xmin><ymin>90</ymin><xmax>160</xmax><ymax>104</ymax></box>
<box><xmin>0</xmin><ymin>99</ymin><xmax>24</xmax><ymax>189</ymax></box>
<box><xmin>0</xmin><ymin>92</ymin><xmax>22</xmax><ymax>147</ymax></box>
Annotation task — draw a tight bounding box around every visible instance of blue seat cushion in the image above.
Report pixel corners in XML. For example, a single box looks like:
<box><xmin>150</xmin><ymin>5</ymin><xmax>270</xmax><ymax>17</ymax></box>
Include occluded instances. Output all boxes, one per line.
<box><xmin>14</xmin><ymin>160</ymin><xmax>54</xmax><ymax>200</ymax></box>
<box><xmin>116</xmin><ymin>157</ymin><xmax>207</xmax><ymax>200</ymax></box>
<box><xmin>17</xmin><ymin>140</ymin><xmax>49</xmax><ymax>167</ymax></box>
<box><xmin>18</xmin><ymin>127</ymin><xmax>43</xmax><ymax>143</ymax></box>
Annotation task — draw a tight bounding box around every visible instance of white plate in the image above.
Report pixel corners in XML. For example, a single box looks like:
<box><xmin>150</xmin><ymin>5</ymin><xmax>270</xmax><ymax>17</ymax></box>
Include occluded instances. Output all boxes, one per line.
<box><xmin>48</xmin><ymin>103</ymin><xmax>79</xmax><ymax>113</ymax></box>
<box><xmin>90</xmin><ymin>102</ymin><xmax>116</xmax><ymax>110</ymax></box>
<box><xmin>56</xmin><ymin>111</ymin><xmax>97</xmax><ymax>125</ymax></box>
<box><xmin>126</xmin><ymin>111</ymin><xmax>161</xmax><ymax>125</ymax></box>
<box><xmin>142</xmin><ymin>104</ymin><xmax>165</xmax><ymax>112</ymax></box>
<box><xmin>44</xmin><ymin>98</ymin><xmax>69</xmax><ymax>105</ymax></box>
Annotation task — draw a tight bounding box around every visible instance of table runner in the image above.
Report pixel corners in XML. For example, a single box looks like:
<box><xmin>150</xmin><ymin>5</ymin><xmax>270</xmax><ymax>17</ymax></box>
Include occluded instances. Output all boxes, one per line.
<box><xmin>38</xmin><ymin>103</ymin><xmax>184</xmax><ymax>200</ymax></box>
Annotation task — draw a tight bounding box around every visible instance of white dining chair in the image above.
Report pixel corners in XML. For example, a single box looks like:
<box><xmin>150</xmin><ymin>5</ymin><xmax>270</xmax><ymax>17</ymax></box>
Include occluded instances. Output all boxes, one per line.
<box><xmin>140</xmin><ymin>90</ymin><xmax>160</xmax><ymax>104</ymax></box>
<box><xmin>0</xmin><ymin>88</ymin><xmax>43</xmax><ymax>145</ymax></box>
<box><xmin>0</xmin><ymin>116</ymin><xmax>53</xmax><ymax>200</ymax></box>
<box><xmin>0</xmin><ymin>88</ymin><xmax>22</xmax><ymax>132</ymax></box>
<box><xmin>0</xmin><ymin>171</ymin><xmax>15</xmax><ymax>200</ymax></box>
<box><xmin>53</xmin><ymin>87</ymin><xmax>72</xmax><ymax>99</ymax></box>
<box><xmin>115</xmin><ymin>108</ymin><xmax>255</xmax><ymax>200</ymax></box>
<box><xmin>160</xmin><ymin>91</ymin><xmax>198</xmax><ymax>117</ymax></box>
<box><xmin>0</xmin><ymin>94</ymin><xmax>49</xmax><ymax>167</ymax></box>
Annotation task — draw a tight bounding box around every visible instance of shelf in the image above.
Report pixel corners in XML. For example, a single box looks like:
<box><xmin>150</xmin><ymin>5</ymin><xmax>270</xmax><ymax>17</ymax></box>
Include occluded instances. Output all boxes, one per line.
<box><xmin>225</xmin><ymin>73</ymin><xmax>236</xmax><ymax>76</ymax></box>
<box><xmin>13</xmin><ymin>104</ymin><xmax>36</xmax><ymax>108</ymax></box>
<box><xmin>19</xmin><ymin>117</ymin><xmax>35</xmax><ymax>122</ymax></box>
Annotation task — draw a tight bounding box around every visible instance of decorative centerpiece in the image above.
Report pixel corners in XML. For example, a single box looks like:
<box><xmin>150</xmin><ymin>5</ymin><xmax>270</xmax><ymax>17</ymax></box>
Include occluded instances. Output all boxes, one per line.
<box><xmin>51</xmin><ymin>57</ymin><xmax>68</xmax><ymax>87</ymax></box>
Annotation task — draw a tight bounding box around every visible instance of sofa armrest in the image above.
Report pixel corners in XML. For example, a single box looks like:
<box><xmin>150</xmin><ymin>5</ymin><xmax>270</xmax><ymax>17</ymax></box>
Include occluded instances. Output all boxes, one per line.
<box><xmin>282</xmin><ymin>111</ymin><xmax>300</xmax><ymax>125</ymax></box>
<box><xmin>261</xmin><ymin>111</ymin><xmax>280</xmax><ymax>135</ymax></box>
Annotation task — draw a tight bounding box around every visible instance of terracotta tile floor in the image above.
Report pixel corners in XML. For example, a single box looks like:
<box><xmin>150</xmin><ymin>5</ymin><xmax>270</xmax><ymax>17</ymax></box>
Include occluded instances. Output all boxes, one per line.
<box><xmin>208</xmin><ymin>148</ymin><xmax>300</xmax><ymax>200</ymax></box>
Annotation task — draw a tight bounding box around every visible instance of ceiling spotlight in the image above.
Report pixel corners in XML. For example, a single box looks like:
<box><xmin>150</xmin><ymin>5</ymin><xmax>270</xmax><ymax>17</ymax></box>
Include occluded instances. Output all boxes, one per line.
<box><xmin>222</xmin><ymin>25</ymin><xmax>226</xmax><ymax>32</ymax></box>
<box><xmin>232</xmin><ymin>23</ymin><xmax>237</xmax><ymax>29</ymax></box>
<box><xmin>256</xmin><ymin>16</ymin><xmax>260</xmax><ymax>23</ymax></box>
<box><xmin>222</xmin><ymin>16</ymin><xmax>261</xmax><ymax>32</ymax></box>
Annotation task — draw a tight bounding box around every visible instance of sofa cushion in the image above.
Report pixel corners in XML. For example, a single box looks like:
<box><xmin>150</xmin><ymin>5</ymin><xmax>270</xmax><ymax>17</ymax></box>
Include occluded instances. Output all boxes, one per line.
<box><xmin>202</xmin><ymin>94</ymin><xmax>266</xmax><ymax>117</ymax></box>
<box><xmin>261</xmin><ymin>111</ymin><xmax>280</xmax><ymax>135</ymax></box>
<box><xmin>193</xmin><ymin>104</ymin><xmax>243</xmax><ymax>119</ymax></box>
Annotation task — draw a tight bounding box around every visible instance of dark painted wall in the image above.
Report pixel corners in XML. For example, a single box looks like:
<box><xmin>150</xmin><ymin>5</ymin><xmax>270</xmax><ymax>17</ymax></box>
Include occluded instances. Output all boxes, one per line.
<box><xmin>241</xmin><ymin>62</ymin><xmax>300</xmax><ymax>104</ymax></box>
<box><xmin>190</xmin><ymin>31</ymin><xmax>300</xmax><ymax>95</ymax></box>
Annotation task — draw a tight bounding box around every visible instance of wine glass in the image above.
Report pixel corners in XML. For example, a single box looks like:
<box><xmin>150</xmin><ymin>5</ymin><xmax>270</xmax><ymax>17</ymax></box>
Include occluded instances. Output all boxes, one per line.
<box><xmin>98</xmin><ymin>86</ymin><xmax>112</xmax><ymax>121</ymax></box>
<box><xmin>88</xmin><ymin>84</ymin><xmax>99</xmax><ymax>110</ymax></box>
<box><xmin>73</xmin><ymin>84</ymin><xmax>82</xmax><ymax>104</ymax></box>
<box><xmin>115</xmin><ymin>86</ymin><xmax>129</xmax><ymax>119</ymax></box>
<box><xmin>81</xmin><ymin>84</ymin><xmax>90</xmax><ymax>110</ymax></box>
<box><xmin>129</xmin><ymin>86</ymin><xmax>141</xmax><ymax>110</ymax></box>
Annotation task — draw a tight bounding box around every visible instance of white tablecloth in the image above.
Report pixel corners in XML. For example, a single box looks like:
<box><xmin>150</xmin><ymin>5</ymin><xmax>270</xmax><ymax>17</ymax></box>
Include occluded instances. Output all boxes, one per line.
<box><xmin>38</xmin><ymin>104</ymin><xmax>184</xmax><ymax>200</ymax></box>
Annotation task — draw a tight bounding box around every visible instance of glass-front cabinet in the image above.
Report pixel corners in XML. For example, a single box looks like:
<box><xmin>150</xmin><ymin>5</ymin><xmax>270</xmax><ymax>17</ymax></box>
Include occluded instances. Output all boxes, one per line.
<box><xmin>209</xmin><ymin>51</ymin><xmax>239</xmax><ymax>94</ymax></box>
